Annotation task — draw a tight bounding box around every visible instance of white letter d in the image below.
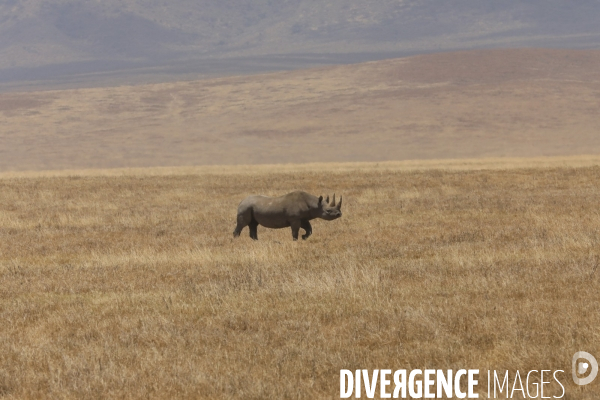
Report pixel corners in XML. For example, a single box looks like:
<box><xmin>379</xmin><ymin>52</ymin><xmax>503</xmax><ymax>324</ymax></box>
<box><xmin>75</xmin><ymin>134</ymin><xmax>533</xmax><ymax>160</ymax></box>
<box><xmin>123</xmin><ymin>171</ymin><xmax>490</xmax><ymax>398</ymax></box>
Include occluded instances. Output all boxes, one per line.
<box><xmin>341</xmin><ymin>370</ymin><xmax>353</xmax><ymax>398</ymax></box>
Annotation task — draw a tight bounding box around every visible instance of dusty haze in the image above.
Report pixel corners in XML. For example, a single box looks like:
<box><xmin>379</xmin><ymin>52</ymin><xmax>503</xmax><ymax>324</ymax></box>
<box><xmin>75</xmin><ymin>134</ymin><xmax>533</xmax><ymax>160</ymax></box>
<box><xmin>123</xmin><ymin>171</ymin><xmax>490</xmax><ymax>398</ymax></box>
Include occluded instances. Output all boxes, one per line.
<box><xmin>3</xmin><ymin>0</ymin><xmax>600</xmax><ymax>88</ymax></box>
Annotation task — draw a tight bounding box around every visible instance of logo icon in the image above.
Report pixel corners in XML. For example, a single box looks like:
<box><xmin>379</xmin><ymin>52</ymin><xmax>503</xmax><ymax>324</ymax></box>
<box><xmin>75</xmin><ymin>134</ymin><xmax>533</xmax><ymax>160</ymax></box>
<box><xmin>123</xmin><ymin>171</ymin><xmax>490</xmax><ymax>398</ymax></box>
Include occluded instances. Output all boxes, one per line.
<box><xmin>572</xmin><ymin>351</ymin><xmax>598</xmax><ymax>385</ymax></box>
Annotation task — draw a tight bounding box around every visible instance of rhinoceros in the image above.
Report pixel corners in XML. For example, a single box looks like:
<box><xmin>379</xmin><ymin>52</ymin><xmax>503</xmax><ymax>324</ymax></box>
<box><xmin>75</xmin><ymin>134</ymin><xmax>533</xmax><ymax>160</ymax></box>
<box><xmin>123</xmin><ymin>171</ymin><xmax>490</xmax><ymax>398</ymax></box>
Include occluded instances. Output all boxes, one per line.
<box><xmin>233</xmin><ymin>191</ymin><xmax>342</xmax><ymax>240</ymax></box>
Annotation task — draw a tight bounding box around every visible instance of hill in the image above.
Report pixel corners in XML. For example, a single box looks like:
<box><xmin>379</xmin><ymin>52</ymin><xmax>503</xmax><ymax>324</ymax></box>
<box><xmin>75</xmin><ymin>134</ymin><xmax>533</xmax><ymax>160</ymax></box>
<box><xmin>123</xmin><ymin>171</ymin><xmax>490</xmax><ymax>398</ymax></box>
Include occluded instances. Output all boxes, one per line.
<box><xmin>2</xmin><ymin>0</ymin><xmax>600</xmax><ymax>88</ymax></box>
<box><xmin>1</xmin><ymin>48</ymin><xmax>600</xmax><ymax>171</ymax></box>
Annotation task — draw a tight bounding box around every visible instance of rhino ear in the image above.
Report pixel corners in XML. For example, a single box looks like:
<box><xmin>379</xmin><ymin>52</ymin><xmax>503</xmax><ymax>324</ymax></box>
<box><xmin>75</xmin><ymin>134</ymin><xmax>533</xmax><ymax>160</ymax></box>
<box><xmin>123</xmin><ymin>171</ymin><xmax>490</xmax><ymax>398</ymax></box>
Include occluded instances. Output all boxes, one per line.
<box><xmin>330</xmin><ymin>193</ymin><xmax>336</xmax><ymax>207</ymax></box>
<box><xmin>318</xmin><ymin>195</ymin><xmax>323</xmax><ymax>205</ymax></box>
<box><xmin>337</xmin><ymin>195</ymin><xmax>342</xmax><ymax>210</ymax></box>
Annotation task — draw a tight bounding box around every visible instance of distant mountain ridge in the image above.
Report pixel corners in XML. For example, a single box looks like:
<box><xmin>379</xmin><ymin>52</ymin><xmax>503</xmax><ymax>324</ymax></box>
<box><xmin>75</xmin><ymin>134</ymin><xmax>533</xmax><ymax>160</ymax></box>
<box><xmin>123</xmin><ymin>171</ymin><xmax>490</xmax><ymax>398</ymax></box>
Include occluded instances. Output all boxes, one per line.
<box><xmin>2</xmin><ymin>0</ymin><xmax>600</xmax><ymax>88</ymax></box>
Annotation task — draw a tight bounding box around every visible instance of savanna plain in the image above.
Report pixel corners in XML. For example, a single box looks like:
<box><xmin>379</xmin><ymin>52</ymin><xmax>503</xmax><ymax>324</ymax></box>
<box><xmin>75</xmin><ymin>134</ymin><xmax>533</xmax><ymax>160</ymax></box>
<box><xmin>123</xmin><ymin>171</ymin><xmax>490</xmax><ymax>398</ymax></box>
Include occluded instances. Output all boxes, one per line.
<box><xmin>1</xmin><ymin>161</ymin><xmax>600</xmax><ymax>399</ymax></box>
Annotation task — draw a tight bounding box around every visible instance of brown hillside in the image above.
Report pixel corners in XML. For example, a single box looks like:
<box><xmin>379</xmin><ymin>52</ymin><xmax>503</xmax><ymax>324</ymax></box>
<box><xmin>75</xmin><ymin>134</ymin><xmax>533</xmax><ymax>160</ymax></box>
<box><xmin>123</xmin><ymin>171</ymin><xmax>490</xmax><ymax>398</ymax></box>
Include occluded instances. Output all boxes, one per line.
<box><xmin>1</xmin><ymin>48</ymin><xmax>600</xmax><ymax>171</ymax></box>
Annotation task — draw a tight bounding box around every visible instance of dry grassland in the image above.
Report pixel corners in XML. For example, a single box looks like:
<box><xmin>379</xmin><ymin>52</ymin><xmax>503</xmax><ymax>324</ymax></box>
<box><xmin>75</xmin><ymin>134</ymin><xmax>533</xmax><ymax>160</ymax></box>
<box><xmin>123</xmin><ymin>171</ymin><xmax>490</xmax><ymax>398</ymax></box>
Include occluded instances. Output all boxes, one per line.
<box><xmin>2</xmin><ymin>48</ymin><xmax>600</xmax><ymax>171</ymax></box>
<box><xmin>1</xmin><ymin>161</ymin><xmax>600</xmax><ymax>398</ymax></box>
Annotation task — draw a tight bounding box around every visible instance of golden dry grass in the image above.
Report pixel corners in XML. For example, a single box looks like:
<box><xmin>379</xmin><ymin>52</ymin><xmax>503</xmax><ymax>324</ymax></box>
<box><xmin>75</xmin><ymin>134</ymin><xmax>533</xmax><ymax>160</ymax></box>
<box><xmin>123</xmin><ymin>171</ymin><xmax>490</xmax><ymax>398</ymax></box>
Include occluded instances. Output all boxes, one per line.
<box><xmin>2</xmin><ymin>48</ymin><xmax>600</xmax><ymax>171</ymax></box>
<box><xmin>1</xmin><ymin>160</ymin><xmax>600</xmax><ymax>398</ymax></box>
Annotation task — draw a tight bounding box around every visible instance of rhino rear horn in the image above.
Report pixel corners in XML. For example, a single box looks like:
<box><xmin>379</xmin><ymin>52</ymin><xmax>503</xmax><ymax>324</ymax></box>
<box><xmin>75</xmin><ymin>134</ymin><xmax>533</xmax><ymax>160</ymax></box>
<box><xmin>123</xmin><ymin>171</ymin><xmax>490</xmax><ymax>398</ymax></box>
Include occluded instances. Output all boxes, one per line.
<box><xmin>325</xmin><ymin>195</ymin><xmax>329</xmax><ymax>204</ymax></box>
<box><xmin>330</xmin><ymin>194</ymin><xmax>336</xmax><ymax>207</ymax></box>
<box><xmin>337</xmin><ymin>195</ymin><xmax>342</xmax><ymax>210</ymax></box>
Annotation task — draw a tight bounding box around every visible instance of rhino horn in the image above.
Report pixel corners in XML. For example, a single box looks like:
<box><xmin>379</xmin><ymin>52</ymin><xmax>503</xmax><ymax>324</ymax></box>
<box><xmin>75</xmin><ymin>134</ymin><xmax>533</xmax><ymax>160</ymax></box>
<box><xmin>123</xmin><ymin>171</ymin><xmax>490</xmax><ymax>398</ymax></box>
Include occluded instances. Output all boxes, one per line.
<box><xmin>337</xmin><ymin>195</ymin><xmax>342</xmax><ymax>210</ymax></box>
<box><xmin>325</xmin><ymin>195</ymin><xmax>329</xmax><ymax>204</ymax></box>
<box><xmin>330</xmin><ymin>194</ymin><xmax>336</xmax><ymax>207</ymax></box>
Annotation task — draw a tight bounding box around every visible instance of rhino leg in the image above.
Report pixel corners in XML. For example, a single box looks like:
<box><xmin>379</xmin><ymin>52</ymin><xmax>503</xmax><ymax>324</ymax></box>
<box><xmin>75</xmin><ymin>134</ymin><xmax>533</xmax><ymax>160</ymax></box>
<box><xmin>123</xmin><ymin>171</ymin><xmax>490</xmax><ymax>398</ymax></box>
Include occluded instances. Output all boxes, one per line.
<box><xmin>234</xmin><ymin>208</ymin><xmax>252</xmax><ymax>238</ymax></box>
<box><xmin>291</xmin><ymin>220</ymin><xmax>301</xmax><ymax>241</ymax></box>
<box><xmin>248</xmin><ymin>219</ymin><xmax>259</xmax><ymax>240</ymax></box>
<box><xmin>301</xmin><ymin>219</ymin><xmax>312</xmax><ymax>240</ymax></box>
<box><xmin>233</xmin><ymin>222</ymin><xmax>243</xmax><ymax>237</ymax></box>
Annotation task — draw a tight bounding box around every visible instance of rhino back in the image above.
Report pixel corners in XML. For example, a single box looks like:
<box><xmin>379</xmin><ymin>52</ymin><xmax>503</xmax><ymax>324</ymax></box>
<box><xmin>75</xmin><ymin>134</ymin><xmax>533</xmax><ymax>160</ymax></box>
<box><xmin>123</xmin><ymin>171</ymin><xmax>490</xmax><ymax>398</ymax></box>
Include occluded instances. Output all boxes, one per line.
<box><xmin>279</xmin><ymin>191</ymin><xmax>319</xmax><ymax>216</ymax></box>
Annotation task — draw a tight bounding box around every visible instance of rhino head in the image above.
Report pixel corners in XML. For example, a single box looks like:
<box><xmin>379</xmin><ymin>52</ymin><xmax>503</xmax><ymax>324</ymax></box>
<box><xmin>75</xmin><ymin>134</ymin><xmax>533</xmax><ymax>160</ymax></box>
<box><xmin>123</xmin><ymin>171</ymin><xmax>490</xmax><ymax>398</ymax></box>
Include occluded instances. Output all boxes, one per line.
<box><xmin>318</xmin><ymin>193</ymin><xmax>342</xmax><ymax>220</ymax></box>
